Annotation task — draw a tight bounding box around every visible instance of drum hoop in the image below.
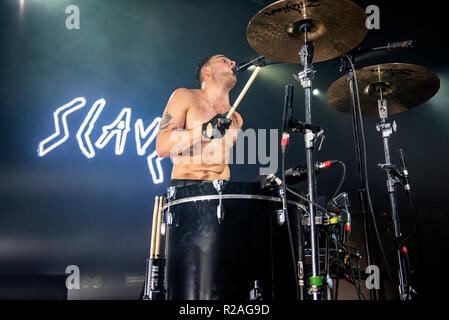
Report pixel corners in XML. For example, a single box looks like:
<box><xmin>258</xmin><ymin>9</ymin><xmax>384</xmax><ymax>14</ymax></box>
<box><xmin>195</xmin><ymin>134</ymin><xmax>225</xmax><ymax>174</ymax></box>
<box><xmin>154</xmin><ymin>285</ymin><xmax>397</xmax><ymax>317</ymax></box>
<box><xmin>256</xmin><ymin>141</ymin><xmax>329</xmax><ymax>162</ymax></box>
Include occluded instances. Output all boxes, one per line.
<box><xmin>162</xmin><ymin>194</ymin><xmax>306</xmax><ymax>211</ymax></box>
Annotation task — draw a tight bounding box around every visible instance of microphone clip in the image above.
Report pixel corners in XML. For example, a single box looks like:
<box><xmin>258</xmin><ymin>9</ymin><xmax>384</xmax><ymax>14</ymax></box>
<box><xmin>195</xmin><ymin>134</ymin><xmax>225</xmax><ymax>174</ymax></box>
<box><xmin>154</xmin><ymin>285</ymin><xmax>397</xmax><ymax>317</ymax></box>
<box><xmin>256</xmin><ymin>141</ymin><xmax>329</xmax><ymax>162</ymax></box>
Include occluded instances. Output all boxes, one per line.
<box><xmin>378</xmin><ymin>163</ymin><xmax>409</xmax><ymax>188</ymax></box>
<box><xmin>288</xmin><ymin>116</ymin><xmax>322</xmax><ymax>134</ymax></box>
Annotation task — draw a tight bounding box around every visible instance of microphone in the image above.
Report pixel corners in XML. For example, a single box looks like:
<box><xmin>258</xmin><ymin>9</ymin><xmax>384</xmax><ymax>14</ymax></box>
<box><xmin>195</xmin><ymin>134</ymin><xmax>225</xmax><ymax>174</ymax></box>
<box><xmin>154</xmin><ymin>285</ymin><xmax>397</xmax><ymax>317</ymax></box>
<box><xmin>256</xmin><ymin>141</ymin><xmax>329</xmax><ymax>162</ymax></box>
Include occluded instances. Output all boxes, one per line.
<box><xmin>352</xmin><ymin>40</ymin><xmax>413</xmax><ymax>63</ymax></box>
<box><xmin>398</xmin><ymin>148</ymin><xmax>411</xmax><ymax>191</ymax></box>
<box><xmin>372</xmin><ymin>40</ymin><xmax>413</xmax><ymax>51</ymax></box>
<box><xmin>232</xmin><ymin>55</ymin><xmax>265</xmax><ymax>75</ymax></box>
<box><xmin>284</xmin><ymin>160</ymin><xmax>336</xmax><ymax>185</ymax></box>
<box><xmin>356</xmin><ymin>40</ymin><xmax>413</xmax><ymax>54</ymax></box>
<box><xmin>281</xmin><ymin>85</ymin><xmax>294</xmax><ymax>154</ymax></box>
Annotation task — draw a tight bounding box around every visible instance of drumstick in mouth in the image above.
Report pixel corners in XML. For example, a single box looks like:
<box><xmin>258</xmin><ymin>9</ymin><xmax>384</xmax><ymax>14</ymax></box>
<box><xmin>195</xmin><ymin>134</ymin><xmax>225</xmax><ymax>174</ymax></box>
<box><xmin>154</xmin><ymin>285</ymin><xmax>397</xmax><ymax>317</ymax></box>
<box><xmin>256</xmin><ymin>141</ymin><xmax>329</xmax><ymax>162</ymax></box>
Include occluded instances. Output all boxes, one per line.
<box><xmin>226</xmin><ymin>65</ymin><xmax>261</xmax><ymax>119</ymax></box>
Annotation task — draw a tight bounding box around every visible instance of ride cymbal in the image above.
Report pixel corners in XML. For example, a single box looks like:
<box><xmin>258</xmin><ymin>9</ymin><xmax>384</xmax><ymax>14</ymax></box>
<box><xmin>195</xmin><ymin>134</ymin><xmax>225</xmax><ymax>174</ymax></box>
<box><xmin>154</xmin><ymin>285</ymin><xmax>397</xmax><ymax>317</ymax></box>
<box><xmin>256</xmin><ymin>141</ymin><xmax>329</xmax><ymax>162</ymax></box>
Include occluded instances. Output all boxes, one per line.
<box><xmin>246</xmin><ymin>0</ymin><xmax>368</xmax><ymax>63</ymax></box>
<box><xmin>326</xmin><ymin>63</ymin><xmax>441</xmax><ymax>115</ymax></box>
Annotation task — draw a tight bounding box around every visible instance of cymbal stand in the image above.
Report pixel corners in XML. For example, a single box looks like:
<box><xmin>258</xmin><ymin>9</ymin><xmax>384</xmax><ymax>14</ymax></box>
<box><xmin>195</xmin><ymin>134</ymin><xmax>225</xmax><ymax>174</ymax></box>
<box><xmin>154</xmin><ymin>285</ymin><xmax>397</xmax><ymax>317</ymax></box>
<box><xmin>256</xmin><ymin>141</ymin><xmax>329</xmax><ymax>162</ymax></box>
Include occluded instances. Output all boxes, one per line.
<box><xmin>294</xmin><ymin>21</ymin><xmax>321</xmax><ymax>300</ymax></box>
<box><xmin>375</xmin><ymin>86</ymin><xmax>411</xmax><ymax>300</ymax></box>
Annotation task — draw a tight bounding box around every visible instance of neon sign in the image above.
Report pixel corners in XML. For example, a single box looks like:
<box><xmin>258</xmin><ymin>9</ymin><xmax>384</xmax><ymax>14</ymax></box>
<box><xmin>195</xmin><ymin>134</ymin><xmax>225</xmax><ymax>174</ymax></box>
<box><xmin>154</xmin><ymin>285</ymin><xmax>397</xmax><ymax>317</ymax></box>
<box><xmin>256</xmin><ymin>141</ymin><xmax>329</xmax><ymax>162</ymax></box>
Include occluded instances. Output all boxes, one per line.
<box><xmin>76</xmin><ymin>98</ymin><xmax>106</xmax><ymax>158</ymax></box>
<box><xmin>38</xmin><ymin>97</ymin><xmax>164</xmax><ymax>184</ymax></box>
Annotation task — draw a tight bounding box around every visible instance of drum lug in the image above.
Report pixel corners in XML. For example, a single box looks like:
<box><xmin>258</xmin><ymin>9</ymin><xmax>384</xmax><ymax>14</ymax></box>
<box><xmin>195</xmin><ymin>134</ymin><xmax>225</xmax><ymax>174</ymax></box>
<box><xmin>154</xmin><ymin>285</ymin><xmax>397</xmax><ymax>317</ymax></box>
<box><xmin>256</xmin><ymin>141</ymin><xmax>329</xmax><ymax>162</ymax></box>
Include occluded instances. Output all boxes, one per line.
<box><xmin>212</xmin><ymin>179</ymin><xmax>225</xmax><ymax>193</ymax></box>
<box><xmin>249</xmin><ymin>280</ymin><xmax>263</xmax><ymax>300</ymax></box>
<box><xmin>216</xmin><ymin>203</ymin><xmax>224</xmax><ymax>224</ymax></box>
<box><xmin>275</xmin><ymin>209</ymin><xmax>286</xmax><ymax>226</ymax></box>
<box><xmin>160</xmin><ymin>221</ymin><xmax>166</xmax><ymax>235</ymax></box>
<box><xmin>166</xmin><ymin>186</ymin><xmax>176</xmax><ymax>200</ymax></box>
<box><xmin>165</xmin><ymin>186</ymin><xmax>176</xmax><ymax>226</ymax></box>
<box><xmin>213</xmin><ymin>179</ymin><xmax>226</xmax><ymax>224</ymax></box>
<box><xmin>165</xmin><ymin>211</ymin><xmax>173</xmax><ymax>226</ymax></box>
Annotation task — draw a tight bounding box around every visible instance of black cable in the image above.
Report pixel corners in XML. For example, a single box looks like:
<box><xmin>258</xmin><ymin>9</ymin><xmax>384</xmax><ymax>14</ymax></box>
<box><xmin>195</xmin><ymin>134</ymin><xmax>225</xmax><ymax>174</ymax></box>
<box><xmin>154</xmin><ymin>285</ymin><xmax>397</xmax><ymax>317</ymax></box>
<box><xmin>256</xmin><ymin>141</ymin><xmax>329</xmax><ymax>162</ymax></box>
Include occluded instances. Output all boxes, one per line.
<box><xmin>401</xmin><ymin>190</ymin><xmax>417</xmax><ymax>241</ymax></box>
<box><xmin>334</xmin><ymin>237</ymin><xmax>340</xmax><ymax>300</ymax></box>
<box><xmin>346</xmin><ymin>235</ymin><xmax>361</xmax><ymax>300</ymax></box>
<box><xmin>324</xmin><ymin>230</ymin><xmax>330</xmax><ymax>300</ymax></box>
<box><xmin>281</xmin><ymin>149</ymin><xmax>300</xmax><ymax>300</ymax></box>
<box><xmin>403</xmin><ymin>249</ymin><xmax>413</xmax><ymax>299</ymax></box>
<box><xmin>330</xmin><ymin>160</ymin><xmax>347</xmax><ymax>202</ymax></box>
<box><xmin>402</xmin><ymin>189</ymin><xmax>417</xmax><ymax>299</ymax></box>
<box><xmin>357</xmin><ymin>259</ymin><xmax>365</xmax><ymax>300</ymax></box>
<box><xmin>286</xmin><ymin>187</ymin><xmax>331</xmax><ymax>215</ymax></box>
<box><xmin>345</xmin><ymin>233</ymin><xmax>364</xmax><ymax>300</ymax></box>
<box><xmin>345</xmin><ymin>54</ymin><xmax>399</xmax><ymax>299</ymax></box>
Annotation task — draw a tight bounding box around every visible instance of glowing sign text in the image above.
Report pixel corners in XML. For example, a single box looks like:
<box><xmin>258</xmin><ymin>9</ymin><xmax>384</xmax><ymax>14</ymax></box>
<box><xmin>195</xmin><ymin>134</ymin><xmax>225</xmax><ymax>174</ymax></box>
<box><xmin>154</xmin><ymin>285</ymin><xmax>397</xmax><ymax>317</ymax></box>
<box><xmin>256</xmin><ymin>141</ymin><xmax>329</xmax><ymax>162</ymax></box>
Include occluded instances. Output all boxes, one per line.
<box><xmin>38</xmin><ymin>97</ymin><xmax>165</xmax><ymax>184</ymax></box>
<box><xmin>38</xmin><ymin>97</ymin><xmax>87</xmax><ymax>157</ymax></box>
<box><xmin>95</xmin><ymin>107</ymin><xmax>131</xmax><ymax>156</ymax></box>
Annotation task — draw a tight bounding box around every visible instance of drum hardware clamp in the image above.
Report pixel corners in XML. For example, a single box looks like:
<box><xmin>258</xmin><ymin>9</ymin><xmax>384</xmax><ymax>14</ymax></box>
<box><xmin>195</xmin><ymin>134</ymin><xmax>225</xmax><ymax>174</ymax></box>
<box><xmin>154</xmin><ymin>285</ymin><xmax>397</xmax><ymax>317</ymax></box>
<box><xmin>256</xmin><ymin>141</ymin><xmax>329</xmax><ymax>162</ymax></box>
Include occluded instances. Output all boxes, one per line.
<box><xmin>165</xmin><ymin>186</ymin><xmax>176</xmax><ymax>226</ymax></box>
<box><xmin>303</xmin><ymin>214</ymin><xmax>333</xmax><ymax>226</ymax></box>
<box><xmin>213</xmin><ymin>179</ymin><xmax>226</xmax><ymax>223</ymax></box>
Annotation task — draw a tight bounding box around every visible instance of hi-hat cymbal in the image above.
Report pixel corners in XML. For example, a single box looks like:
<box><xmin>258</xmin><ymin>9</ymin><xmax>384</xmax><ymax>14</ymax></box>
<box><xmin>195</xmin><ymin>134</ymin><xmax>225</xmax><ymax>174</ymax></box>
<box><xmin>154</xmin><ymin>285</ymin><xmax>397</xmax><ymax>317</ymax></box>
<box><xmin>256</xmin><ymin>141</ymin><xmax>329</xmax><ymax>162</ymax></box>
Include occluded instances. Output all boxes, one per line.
<box><xmin>326</xmin><ymin>63</ymin><xmax>441</xmax><ymax>116</ymax></box>
<box><xmin>246</xmin><ymin>0</ymin><xmax>368</xmax><ymax>63</ymax></box>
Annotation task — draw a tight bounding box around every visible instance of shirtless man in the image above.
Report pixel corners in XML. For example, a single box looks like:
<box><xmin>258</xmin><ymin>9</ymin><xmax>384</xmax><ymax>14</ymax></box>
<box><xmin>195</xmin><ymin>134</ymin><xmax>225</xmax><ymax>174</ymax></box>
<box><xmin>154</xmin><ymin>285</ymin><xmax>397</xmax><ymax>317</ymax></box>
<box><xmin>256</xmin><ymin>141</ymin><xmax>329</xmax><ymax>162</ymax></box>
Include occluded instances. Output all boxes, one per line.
<box><xmin>156</xmin><ymin>54</ymin><xmax>243</xmax><ymax>186</ymax></box>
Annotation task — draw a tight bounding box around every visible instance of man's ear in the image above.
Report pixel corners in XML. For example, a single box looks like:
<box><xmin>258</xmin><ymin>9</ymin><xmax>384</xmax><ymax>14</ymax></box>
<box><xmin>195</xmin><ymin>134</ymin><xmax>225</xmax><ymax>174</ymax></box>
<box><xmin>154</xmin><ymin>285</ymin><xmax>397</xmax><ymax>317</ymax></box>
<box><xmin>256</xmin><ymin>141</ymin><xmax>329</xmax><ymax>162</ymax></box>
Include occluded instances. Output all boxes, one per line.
<box><xmin>202</xmin><ymin>65</ymin><xmax>211</xmax><ymax>79</ymax></box>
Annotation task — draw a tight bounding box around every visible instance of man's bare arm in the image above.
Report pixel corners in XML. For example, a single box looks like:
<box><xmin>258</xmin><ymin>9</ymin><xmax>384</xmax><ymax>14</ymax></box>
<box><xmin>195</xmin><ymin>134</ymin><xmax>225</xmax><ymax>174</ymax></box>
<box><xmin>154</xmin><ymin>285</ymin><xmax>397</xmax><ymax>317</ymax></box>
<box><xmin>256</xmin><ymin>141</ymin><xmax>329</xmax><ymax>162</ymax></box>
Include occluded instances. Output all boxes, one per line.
<box><xmin>156</xmin><ymin>88</ymin><xmax>204</xmax><ymax>158</ymax></box>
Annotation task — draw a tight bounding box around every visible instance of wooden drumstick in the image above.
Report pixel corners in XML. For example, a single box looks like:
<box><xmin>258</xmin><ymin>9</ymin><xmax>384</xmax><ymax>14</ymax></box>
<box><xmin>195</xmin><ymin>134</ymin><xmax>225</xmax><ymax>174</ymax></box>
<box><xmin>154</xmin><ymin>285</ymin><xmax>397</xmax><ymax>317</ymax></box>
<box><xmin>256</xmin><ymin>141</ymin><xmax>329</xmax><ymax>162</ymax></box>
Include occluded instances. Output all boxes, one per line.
<box><xmin>227</xmin><ymin>66</ymin><xmax>261</xmax><ymax>119</ymax></box>
<box><xmin>154</xmin><ymin>196</ymin><xmax>165</xmax><ymax>258</ymax></box>
<box><xmin>150</xmin><ymin>196</ymin><xmax>159</xmax><ymax>259</ymax></box>
<box><xmin>207</xmin><ymin>66</ymin><xmax>261</xmax><ymax>149</ymax></box>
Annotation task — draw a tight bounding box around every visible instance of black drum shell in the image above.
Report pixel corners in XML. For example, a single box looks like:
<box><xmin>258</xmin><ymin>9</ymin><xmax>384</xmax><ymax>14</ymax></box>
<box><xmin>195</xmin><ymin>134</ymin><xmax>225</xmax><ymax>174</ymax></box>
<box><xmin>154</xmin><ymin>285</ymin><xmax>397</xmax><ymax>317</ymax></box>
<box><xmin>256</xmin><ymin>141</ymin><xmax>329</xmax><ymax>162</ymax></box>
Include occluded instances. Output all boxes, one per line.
<box><xmin>164</xmin><ymin>181</ymin><xmax>304</xmax><ymax>300</ymax></box>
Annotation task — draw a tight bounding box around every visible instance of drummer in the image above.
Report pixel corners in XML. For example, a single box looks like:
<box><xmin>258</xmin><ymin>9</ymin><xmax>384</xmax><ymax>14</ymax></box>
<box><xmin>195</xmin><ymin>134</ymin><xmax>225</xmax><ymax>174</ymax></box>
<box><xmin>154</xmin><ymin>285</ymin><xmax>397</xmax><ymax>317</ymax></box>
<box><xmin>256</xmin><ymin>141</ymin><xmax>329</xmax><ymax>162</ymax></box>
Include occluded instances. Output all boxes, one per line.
<box><xmin>155</xmin><ymin>54</ymin><xmax>243</xmax><ymax>187</ymax></box>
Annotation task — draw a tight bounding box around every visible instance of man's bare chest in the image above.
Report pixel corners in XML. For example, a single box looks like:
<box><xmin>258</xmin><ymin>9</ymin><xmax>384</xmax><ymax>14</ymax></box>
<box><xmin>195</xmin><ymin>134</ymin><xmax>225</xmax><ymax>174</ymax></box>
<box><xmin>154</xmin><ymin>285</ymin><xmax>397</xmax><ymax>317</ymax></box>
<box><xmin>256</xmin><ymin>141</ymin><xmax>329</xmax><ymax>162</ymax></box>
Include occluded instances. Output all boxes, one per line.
<box><xmin>185</xmin><ymin>98</ymin><xmax>231</xmax><ymax>129</ymax></box>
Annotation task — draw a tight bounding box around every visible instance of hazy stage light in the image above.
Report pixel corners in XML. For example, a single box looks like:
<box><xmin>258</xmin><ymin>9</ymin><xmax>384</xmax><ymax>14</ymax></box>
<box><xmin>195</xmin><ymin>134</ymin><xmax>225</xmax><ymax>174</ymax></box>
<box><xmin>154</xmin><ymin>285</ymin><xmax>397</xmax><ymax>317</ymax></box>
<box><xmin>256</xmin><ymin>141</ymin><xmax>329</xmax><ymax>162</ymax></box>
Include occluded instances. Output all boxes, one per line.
<box><xmin>313</xmin><ymin>89</ymin><xmax>320</xmax><ymax>96</ymax></box>
<box><xmin>19</xmin><ymin>0</ymin><xmax>25</xmax><ymax>17</ymax></box>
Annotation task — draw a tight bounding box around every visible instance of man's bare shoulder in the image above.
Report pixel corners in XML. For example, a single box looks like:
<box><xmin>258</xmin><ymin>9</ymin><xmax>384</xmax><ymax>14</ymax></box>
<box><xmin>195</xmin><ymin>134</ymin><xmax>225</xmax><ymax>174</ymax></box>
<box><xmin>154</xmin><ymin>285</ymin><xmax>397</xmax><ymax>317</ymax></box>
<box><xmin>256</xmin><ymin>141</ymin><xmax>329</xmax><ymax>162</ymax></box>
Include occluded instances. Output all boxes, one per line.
<box><xmin>169</xmin><ymin>87</ymin><xmax>196</xmax><ymax>101</ymax></box>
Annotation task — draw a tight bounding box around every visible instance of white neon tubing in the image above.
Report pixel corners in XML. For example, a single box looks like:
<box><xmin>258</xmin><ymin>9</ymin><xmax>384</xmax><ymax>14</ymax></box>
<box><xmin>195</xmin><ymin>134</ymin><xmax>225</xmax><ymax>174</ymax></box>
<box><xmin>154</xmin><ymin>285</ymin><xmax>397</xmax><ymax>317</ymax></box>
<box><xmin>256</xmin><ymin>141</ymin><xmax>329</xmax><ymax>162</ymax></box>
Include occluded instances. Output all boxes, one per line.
<box><xmin>147</xmin><ymin>150</ymin><xmax>164</xmax><ymax>184</ymax></box>
<box><xmin>94</xmin><ymin>108</ymin><xmax>131</xmax><ymax>155</ymax></box>
<box><xmin>38</xmin><ymin>97</ymin><xmax>86</xmax><ymax>157</ymax></box>
<box><xmin>76</xmin><ymin>98</ymin><xmax>106</xmax><ymax>158</ymax></box>
<box><xmin>135</xmin><ymin>117</ymin><xmax>161</xmax><ymax>156</ymax></box>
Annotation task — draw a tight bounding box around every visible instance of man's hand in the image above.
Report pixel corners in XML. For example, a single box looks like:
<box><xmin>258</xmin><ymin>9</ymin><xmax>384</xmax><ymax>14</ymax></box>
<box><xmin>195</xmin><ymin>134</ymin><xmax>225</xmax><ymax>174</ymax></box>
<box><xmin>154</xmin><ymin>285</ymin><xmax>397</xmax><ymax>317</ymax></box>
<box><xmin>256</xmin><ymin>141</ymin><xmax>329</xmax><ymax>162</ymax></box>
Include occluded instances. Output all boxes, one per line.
<box><xmin>202</xmin><ymin>113</ymin><xmax>232</xmax><ymax>139</ymax></box>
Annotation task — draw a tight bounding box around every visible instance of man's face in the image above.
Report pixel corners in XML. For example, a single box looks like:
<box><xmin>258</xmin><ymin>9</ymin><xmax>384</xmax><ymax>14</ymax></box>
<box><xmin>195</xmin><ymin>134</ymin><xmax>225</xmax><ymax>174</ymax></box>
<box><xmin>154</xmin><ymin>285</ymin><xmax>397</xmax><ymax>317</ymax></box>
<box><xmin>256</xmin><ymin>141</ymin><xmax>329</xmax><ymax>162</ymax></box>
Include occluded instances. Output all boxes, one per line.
<box><xmin>203</xmin><ymin>54</ymin><xmax>237</xmax><ymax>87</ymax></box>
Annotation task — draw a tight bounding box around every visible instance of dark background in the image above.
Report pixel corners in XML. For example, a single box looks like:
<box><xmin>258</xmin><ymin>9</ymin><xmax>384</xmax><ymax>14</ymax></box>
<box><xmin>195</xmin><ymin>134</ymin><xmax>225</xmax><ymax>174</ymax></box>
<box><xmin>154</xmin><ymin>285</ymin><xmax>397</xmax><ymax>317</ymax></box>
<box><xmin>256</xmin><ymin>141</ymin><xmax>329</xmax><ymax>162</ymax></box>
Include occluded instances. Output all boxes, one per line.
<box><xmin>0</xmin><ymin>0</ymin><xmax>447</xmax><ymax>300</ymax></box>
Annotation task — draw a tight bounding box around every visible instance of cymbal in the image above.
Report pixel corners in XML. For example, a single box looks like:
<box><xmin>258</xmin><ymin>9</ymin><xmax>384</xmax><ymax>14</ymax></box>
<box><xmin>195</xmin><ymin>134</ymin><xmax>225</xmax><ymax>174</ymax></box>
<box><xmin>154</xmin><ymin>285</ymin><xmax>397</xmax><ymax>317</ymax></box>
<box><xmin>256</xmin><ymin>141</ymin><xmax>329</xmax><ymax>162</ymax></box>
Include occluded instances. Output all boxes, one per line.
<box><xmin>326</xmin><ymin>63</ymin><xmax>441</xmax><ymax>116</ymax></box>
<box><xmin>246</xmin><ymin>0</ymin><xmax>368</xmax><ymax>63</ymax></box>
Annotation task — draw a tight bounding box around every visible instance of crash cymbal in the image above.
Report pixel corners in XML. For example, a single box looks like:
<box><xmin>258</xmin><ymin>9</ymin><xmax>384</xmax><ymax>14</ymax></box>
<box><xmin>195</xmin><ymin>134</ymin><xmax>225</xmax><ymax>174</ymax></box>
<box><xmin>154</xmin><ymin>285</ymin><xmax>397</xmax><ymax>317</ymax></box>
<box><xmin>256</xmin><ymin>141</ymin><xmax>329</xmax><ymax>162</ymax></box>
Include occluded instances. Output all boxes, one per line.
<box><xmin>326</xmin><ymin>63</ymin><xmax>441</xmax><ymax>116</ymax></box>
<box><xmin>246</xmin><ymin>0</ymin><xmax>368</xmax><ymax>63</ymax></box>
